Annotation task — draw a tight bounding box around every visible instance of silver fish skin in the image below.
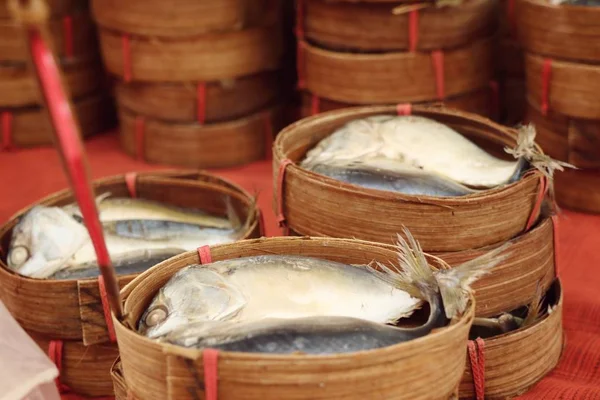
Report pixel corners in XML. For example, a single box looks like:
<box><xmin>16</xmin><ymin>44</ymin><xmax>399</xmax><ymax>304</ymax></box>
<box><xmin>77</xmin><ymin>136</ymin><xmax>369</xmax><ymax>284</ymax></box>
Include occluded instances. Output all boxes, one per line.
<box><xmin>550</xmin><ymin>0</ymin><xmax>600</xmax><ymax>5</ymax></box>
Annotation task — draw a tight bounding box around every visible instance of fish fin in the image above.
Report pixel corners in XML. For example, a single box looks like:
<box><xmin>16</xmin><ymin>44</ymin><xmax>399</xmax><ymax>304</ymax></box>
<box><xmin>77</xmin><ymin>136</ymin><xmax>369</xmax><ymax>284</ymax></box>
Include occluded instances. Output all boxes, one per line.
<box><xmin>522</xmin><ymin>281</ymin><xmax>545</xmax><ymax>327</ymax></box>
<box><xmin>240</xmin><ymin>194</ymin><xmax>260</xmax><ymax>238</ymax></box>
<box><xmin>224</xmin><ymin>196</ymin><xmax>242</xmax><ymax>231</ymax></box>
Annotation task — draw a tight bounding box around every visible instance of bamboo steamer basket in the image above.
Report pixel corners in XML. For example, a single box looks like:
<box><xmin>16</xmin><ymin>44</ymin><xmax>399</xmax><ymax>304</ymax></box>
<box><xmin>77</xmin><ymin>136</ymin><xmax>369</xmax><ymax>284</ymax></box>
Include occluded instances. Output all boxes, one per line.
<box><xmin>118</xmin><ymin>106</ymin><xmax>281</xmax><ymax>168</ymax></box>
<box><xmin>0</xmin><ymin>59</ymin><xmax>105</xmax><ymax>108</ymax></box>
<box><xmin>0</xmin><ymin>0</ymin><xmax>88</xmax><ymax>18</ymax></box>
<box><xmin>303</xmin><ymin>0</ymin><xmax>497</xmax><ymax>52</ymax></box>
<box><xmin>525</xmin><ymin>53</ymin><xmax>600</xmax><ymax>120</ymax></box>
<box><xmin>0</xmin><ymin>12</ymin><xmax>98</xmax><ymax>62</ymax></box>
<box><xmin>302</xmin><ymin>38</ymin><xmax>493</xmax><ymax>104</ymax></box>
<box><xmin>496</xmin><ymin>39</ymin><xmax>524</xmax><ymax>79</ymax></box>
<box><xmin>31</xmin><ymin>333</ymin><xmax>120</xmax><ymax>397</ymax></box>
<box><xmin>0</xmin><ymin>170</ymin><xmax>263</xmax><ymax>344</ymax></box>
<box><xmin>97</xmin><ymin>24</ymin><xmax>283</xmax><ymax>82</ymax></box>
<box><xmin>437</xmin><ymin>214</ymin><xmax>555</xmax><ymax>318</ymax></box>
<box><xmin>116</xmin><ymin>237</ymin><xmax>475</xmax><ymax>400</ymax></box>
<box><xmin>526</xmin><ymin>102</ymin><xmax>600</xmax><ymax>213</ymax></box>
<box><xmin>115</xmin><ymin>72</ymin><xmax>279</xmax><ymax>124</ymax></box>
<box><xmin>91</xmin><ymin>0</ymin><xmax>280</xmax><ymax>37</ymax></box>
<box><xmin>516</xmin><ymin>0</ymin><xmax>600</xmax><ymax>63</ymax></box>
<box><xmin>112</xmin><ymin>359</ymin><xmax>128</xmax><ymax>400</ymax></box>
<box><xmin>273</xmin><ymin>105</ymin><xmax>547</xmax><ymax>252</ymax></box>
<box><xmin>300</xmin><ymin>87</ymin><xmax>496</xmax><ymax>120</ymax></box>
<box><xmin>1</xmin><ymin>94</ymin><xmax>115</xmax><ymax>149</ymax></box>
<box><xmin>500</xmin><ymin>78</ymin><xmax>525</xmax><ymax>125</ymax></box>
<box><xmin>459</xmin><ymin>279</ymin><xmax>564</xmax><ymax>399</ymax></box>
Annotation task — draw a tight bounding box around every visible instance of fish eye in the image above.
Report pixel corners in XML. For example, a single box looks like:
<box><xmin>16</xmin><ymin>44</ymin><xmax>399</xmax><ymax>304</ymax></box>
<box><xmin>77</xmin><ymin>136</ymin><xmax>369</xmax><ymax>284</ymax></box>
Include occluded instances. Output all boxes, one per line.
<box><xmin>9</xmin><ymin>246</ymin><xmax>30</xmax><ymax>267</ymax></box>
<box><xmin>144</xmin><ymin>305</ymin><xmax>169</xmax><ymax>327</ymax></box>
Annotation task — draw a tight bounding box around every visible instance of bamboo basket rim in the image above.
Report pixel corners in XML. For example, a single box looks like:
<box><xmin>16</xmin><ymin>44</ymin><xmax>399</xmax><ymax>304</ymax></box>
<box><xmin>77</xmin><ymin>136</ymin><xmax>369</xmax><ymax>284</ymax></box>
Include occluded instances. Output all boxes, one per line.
<box><xmin>117</xmin><ymin>236</ymin><xmax>476</xmax><ymax>361</ymax></box>
<box><xmin>273</xmin><ymin>105</ymin><xmax>545</xmax><ymax>205</ymax></box>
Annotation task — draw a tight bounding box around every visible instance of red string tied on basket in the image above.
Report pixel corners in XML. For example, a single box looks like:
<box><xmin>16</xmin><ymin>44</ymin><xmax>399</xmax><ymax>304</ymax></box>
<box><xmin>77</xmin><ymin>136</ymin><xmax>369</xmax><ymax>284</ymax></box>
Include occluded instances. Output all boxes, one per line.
<box><xmin>62</xmin><ymin>15</ymin><xmax>73</xmax><ymax>59</ymax></box>
<box><xmin>431</xmin><ymin>51</ymin><xmax>445</xmax><ymax>100</ymax></box>
<box><xmin>541</xmin><ymin>58</ymin><xmax>552</xmax><ymax>116</ymax></box>
<box><xmin>125</xmin><ymin>172</ymin><xmax>137</xmax><ymax>198</ymax></box>
<box><xmin>135</xmin><ymin>116</ymin><xmax>145</xmax><ymax>161</ymax></box>
<box><xmin>525</xmin><ymin>175</ymin><xmax>548</xmax><ymax>231</ymax></box>
<box><xmin>468</xmin><ymin>338</ymin><xmax>486</xmax><ymax>400</ymax></box>
<box><xmin>311</xmin><ymin>94</ymin><xmax>320</xmax><ymax>116</ymax></box>
<box><xmin>122</xmin><ymin>34</ymin><xmax>132</xmax><ymax>83</ymax></box>
<box><xmin>98</xmin><ymin>275</ymin><xmax>117</xmax><ymax>342</ymax></box>
<box><xmin>396</xmin><ymin>103</ymin><xmax>412</xmax><ymax>116</ymax></box>
<box><xmin>1</xmin><ymin>111</ymin><xmax>12</xmax><ymax>151</ymax></box>
<box><xmin>198</xmin><ymin>245</ymin><xmax>212</xmax><ymax>264</ymax></box>
<box><xmin>203</xmin><ymin>348</ymin><xmax>219</xmax><ymax>400</ymax></box>
<box><xmin>276</xmin><ymin>159</ymin><xmax>293</xmax><ymax>234</ymax></box>
<box><xmin>551</xmin><ymin>215</ymin><xmax>560</xmax><ymax>277</ymax></box>
<box><xmin>408</xmin><ymin>9</ymin><xmax>419</xmax><ymax>52</ymax></box>
<box><xmin>48</xmin><ymin>340</ymin><xmax>71</xmax><ymax>394</ymax></box>
<box><xmin>264</xmin><ymin>110</ymin><xmax>274</xmax><ymax>161</ymax></box>
<box><xmin>489</xmin><ymin>80</ymin><xmax>500</xmax><ymax>121</ymax></box>
<box><xmin>197</xmin><ymin>83</ymin><xmax>207</xmax><ymax>124</ymax></box>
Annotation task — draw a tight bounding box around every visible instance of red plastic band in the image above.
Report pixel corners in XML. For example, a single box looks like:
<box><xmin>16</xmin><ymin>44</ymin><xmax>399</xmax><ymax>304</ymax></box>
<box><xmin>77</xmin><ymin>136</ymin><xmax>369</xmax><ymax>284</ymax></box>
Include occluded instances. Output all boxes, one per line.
<box><xmin>396</xmin><ymin>104</ymin><xmax>412</xmax><ymax>116</ymax></box>
<box><xmin>196</xmin><ymin>83</ymin><xmax>206</xmax><ymax>124</ymax></box>
<box><xmin>203</xmin><ymin>349</ymin><xmax>219</xmax><ymax>400</ymax></box>
<box><xmin>525</xmin><ymin>175</ymin><xmax>548</xmax><ymax>231</ymax></box>
<box><xmin>122</xmin><ymin>34</ymin><xmax>132</xmax><ymax>83</ymax></box>
<box><xmin>135</xmin><ymin>116</ymin><xmax>145</xmax><ymax>161</ymax></box>
<box><xmin>125</xmin><ymin>172</ymin><xmax>137</xmax><ymax>198</ymax></box>
<box><xmin>551</xmin><ymin>215</ymin><xmax>560</xmax><ymax>277</ymax></box>
<box><xmin>489</xmin><ymin>80</ymin><xmax>500</xmax><ymax>121</ymax></box>
<box><xmin>468</xmin><ymin>338</ymin><xmax>486</xmax><ymax>400</ymax></box>
<box><xmin>408</xmin><ymin>10</ymin><xmax>419</xmax><ymax>52</ymax></box>
<box><xmin>295</xmin><ymin>0</ymin><xmax>305</xmax><ymax>40</ymax></box>
<box><xmin>62</xmin><ymin>16</ymin><xmax>74</xmax><ymax>59</ymax></box>
<box><xmin>541</xmin><ymin>59</ymin><xmax>552</xmax><ymax>116</ymax></box>
<box><xmin>310</xmin><ymin>94</ymin><xmax>320</xmax><ymax>116</ymax></box>
<box><xmin>276</xmin><ymin>159</ymin><xmax>293</xmax><ymax>232</ymax></box>
<box><xmin>1</xmin><ymin>111</ymin><xmax>12</xmax><ymax>151</ymax></box>
<box><xmin>98</xmin><ymin>275</ymin><xmax>117</xmax><ymax>342</ymax></box>
<box><xmin>507</xmin><ymin>0</ymin><xmax>516</xmax><ymax>38</ymax></box>
<box><xmin>431</xmin><ymin>51</ymin><xmax>445</xmax><ymax>100</ymax></box>
<box><xmin>297</xmin><ymin>41</ymin><xmax>306</xmax><ymax>90</ymax></box>
<box><xmin>198</xmin><ymin>245</ymin><xmax>212</xmax><ymax>264</ymax></box>
<box><xmin>48</xmin><ymin>340</ymin><xmax>70</xmax><ymax>394</ymax></box>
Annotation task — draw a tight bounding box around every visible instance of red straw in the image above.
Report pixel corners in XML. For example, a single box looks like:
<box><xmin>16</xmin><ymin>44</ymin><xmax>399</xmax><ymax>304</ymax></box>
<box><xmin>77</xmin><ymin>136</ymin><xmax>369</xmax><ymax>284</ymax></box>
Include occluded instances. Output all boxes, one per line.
<box><xmin>408</xmin><ymin>10</ymin><xmax>419</xmax><ymax>52</ymax></box>
<box><xmin>125</xmin><ymin>172</ymin><xmax>137</xmax><ymax>198</ymax></box>
<box><xmin>196</xmin><ymin>83</ymin><xmax>206</xmax><ymax>124</ymax></box>
<box><xmin>468</xmin><ymin>338</ymin><xmax>486</xmax><ymax>400</ymax></box>
<box><xmin>198</xmin><ymin>245</ymin><xmax>212</xmax><ymax>264</ymax></box>
<box><xmin>203</xmin><ymin>349</ymin><xmax>219</xmax><ymax>400</ymax></box>
<box><xmin>541</xmin><ymin>59</ymin><xmax>552</xmax><ymax>116</ymax></box>
<box><xmin>396</xmin><ymin>103</ymin><xmax>412</xmax><ymax>116</ymax></box>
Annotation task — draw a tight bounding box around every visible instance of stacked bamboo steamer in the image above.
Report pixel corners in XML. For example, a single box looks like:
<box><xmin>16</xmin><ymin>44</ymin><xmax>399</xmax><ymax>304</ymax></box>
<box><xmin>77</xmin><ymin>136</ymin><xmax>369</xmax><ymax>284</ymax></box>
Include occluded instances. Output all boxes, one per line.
<box><xmin>0</xmin><ymin>0</ymin><xmax>115</xmax><ymax>150</ymax></box>
<box><xmin>296</xmin><ymin>0</ymin><xmax>498</xmax><ymax>119</ymax></box>
<box><xmin>273</xmin><ymin>105</ymin><xmax>564</xmax><ymax>399</ymax></box>
<box><xmin>516</xmin><ymin>0</ymin><xmax>600</xmax><ymax>214</ymax></box>
<box><xmin>90</xmin><ymin>0</ymin><xmax>285</xmax><ymax>168</ymax></box>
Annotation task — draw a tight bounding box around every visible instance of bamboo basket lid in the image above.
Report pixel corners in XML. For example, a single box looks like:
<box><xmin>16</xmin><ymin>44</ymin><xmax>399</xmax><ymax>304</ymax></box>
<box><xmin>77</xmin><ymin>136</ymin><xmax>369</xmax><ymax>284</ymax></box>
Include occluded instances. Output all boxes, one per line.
<box><xmin>0</xmin><ymin>171</ymin><xmax>263</xmax><ymax>344</ymax></box>
<box><xmin>300</xmin><ymin>87</ymin><xmax>496</xmax><ymax>120</ymax></box>
<box><xmin>273</xmin><ymin>105</ymin><xmax>547</xmax><ymax>252</ymax></box>
<box><xmin>459</xmin><ymin>279</ymin><xmax>564</xmax><ymax>399</ymax></box>
<box><xmin>301</xmin><ymin>38</ymin><xmax>493</xmax><ymax>104</ymax></box>
<box><xmin>31</xmin><ymin>333</ymin><xmax>120</xmax><ymax>397</ymax></box>
<box><xmin>303</xmin><ymin>0</ymin><xmax>496</xmax><ymax>52</ymax></box>
<box><xmin>97</xmin><ymin>24</ymin><xmax>284</xmax><ymax>82</ymax></box>
<box><xmin>516</xmin><ymin>0</ymin><xmax>600</xmax><ymax>63</ymax></box>
<box><xmin>118</xmin><ymin>106</ymin><xmax>281</xmax><ymax>169</ymax></box>
<box><xmin>0</xmin><ymin>58</ymin><xmax>105</xmax><ymax>107</ymax></box>
<box><xmin>0</xmin><ymin>0</ymin><xmax>88</xmax><ymax>18</ymax></box>
<box><xmin>1</xmin><ymin>93</ymin><xmax>114</xmax><ymax>149</ymax></box>
<box><xmin>0</xmin><ymin>12</ymin><xmax>98</xmax><ymax>63</ymax></box>
<box><xmin>91</xmin><ymin>0</ymin><xmax>280</xmax><ymax>37</ymax></box>
<box><xmin>115</xmin><ymin>72</ymin><xmax>279</xmax><ymax>124</ymax></box>
<box><xmin>116</xmin><ymin>237</ymin><xmax>474</xmax><ymax>400</ymax></box>
<box><xmin>526</xmin><ymin>53</ymin><xmax>600</xmax><ymax>120</ymax></box>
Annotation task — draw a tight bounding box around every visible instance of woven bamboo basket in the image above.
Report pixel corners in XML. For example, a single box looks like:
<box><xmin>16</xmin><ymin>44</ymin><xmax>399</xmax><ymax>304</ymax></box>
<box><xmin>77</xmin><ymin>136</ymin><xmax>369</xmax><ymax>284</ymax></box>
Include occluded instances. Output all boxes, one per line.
<box><xmin>500</xmin><ymin>78</ymin><xmax>525</xmax><ymax>125</ymax></box>
<box><xmin>300</xmin><ymin>87</ymin><xmax>496</xmax><ymax>120</ymax></box>
<box><xmin>0</xmin><ymin>170</ymin><xmax>263</xmax><ymax>344</ymax></box>
<box><xmin>459</xmin><ymin>279</ymin><xmax>564</xmax><ymax>399</ymax></box>
<box><xmin>516</xmin><ymin>0</ymin><xmax>600</xmax><ymax>63</ymax></box>
<box><xmin>1</xmin><ymin>94</ymin><xmax>115</xmax><ymax>149</ymax></box>
<box><xmin>115</xmin><ymin>72</ymin><xmax>279</xmax><ymax>124</ymax></box>
<box><xmin>526</xmin><ymin>102</ymin><xmax>600</xmax><ymax>213</ymax></box>
<box><xmin>97</xmin><ymin>24</ymin><xmax>283</xmax><ymax>82</ymax></box>
<box><xmin>301</xmin><ymin>38</ymin><xmax>492</xmax><ymax>104</ymax></box>
<box><xmin>118</xmin><ymin>106</ymin><xmax>281</xmax><ymax>168</ymax></box>
<box><xmin>438</xmin><ymin>214</ymin><xmax>555</xmax><ymax>318</ymax></box>
<box><xmin>91</xmin><ymin>0</ymin><xmax>280</xmax><ymax>37</ymax></box>
<box><xmin>116</xmin><ymin>237</ymin><xmax>474</xmax><ymax>400</ymax></box>
<box><xmin>273</xmin><ymin>105</ymin><xmax>546</xmax><ymax>252</ymax></box>
<box><xmin>0</xmin><ymin>12</ymin><xmax>98</xmax><ymax>62</ymax></box>
<box><xmin>302</xmin><ymin>0</ymin><xmax>496</xmax><ymax>52</ymax></box>
<box><xmin>31</xmin><ymin>333</ymin><xmax>120</xmax><ymax>397</ymax></box>
<box><xmin>496</xmin><ymin>39</ymin><xmax>524</xmax><ymax>79</ymax></box>
<box><xmin>112</xmin><ymin>359</ymin><xmax>128</xmax><ymax>400</ymax></box>
<box><xmin>0</xmin><ymin>59</ymin><xmax>104</xmax><ymax>108</ymax></box>
<box><xmin>0</xmin><ymin>0</ymin><xmax>88</xmax><ymax>18</ymax></box>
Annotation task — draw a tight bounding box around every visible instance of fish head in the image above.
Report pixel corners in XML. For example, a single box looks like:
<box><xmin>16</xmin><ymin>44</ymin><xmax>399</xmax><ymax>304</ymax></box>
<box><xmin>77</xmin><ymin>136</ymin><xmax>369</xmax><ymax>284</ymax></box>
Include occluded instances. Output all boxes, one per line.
<box><xmin>139</xmin><ymin>265</ymin><xmax>246</xmax><ymax>339</ymax></box>
<box><xmin>7</xmin><ymin>206</ymin><xmax>88</xmax><ymax>278</ymax></box>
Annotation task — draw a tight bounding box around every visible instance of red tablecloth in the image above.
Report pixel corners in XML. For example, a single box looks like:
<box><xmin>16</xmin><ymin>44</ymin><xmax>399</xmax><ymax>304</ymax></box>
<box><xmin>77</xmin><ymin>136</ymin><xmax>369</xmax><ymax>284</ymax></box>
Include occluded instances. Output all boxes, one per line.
<box><xmin>1</xmin><ymin>132</ymin><xmax>599</xmax><ymax>399</ymax></box>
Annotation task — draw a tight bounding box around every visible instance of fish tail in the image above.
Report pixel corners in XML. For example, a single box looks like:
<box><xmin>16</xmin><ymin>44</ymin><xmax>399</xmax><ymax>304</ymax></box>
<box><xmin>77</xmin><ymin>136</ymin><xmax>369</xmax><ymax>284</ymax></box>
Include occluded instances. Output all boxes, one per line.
<box><xmin>522</xmin><ymin>281</ymin><xmax>545</xmax><ymax>327</ymax></box>
<box><xmin>224</xmin><ymin>196</ymin><xmax>242</xmax><ymax>231</ymax></box>
<box><xmin>434</xmin><ymin>242</ymin><xmax>512</xmax><ymax>319</ymax></box>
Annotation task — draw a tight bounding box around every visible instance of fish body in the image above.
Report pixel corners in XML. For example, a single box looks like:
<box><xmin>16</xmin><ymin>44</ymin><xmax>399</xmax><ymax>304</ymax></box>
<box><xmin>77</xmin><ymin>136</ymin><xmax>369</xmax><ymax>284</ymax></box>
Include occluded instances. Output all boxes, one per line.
<box><xmin>550</xmin><ymin>0</ymin><xmax>600</xmax><ymax>5</ymax></box>
<box><xmin>301</xmin><ymin>116</ymin><xmax>529</xmax><ymax>196</ymax></box>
